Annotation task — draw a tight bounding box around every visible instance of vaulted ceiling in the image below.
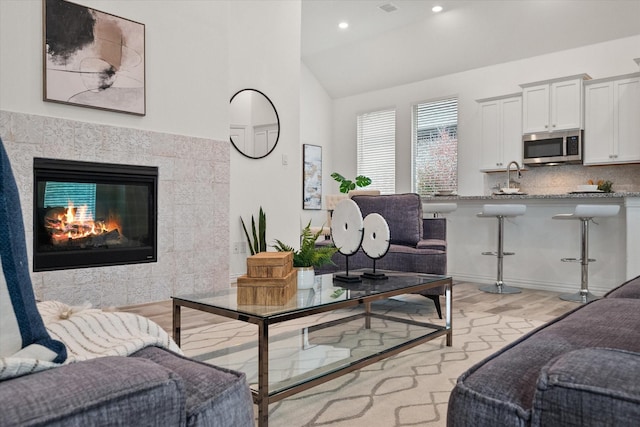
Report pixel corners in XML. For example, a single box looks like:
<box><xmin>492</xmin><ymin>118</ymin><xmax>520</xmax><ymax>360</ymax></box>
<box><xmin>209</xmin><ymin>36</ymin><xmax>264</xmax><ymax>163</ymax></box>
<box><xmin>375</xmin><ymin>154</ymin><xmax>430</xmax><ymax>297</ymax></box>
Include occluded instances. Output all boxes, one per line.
<box><xmin>301</xmin><ymin>0</ymin><xmax>640</xmax><ymax>98</ymax></box>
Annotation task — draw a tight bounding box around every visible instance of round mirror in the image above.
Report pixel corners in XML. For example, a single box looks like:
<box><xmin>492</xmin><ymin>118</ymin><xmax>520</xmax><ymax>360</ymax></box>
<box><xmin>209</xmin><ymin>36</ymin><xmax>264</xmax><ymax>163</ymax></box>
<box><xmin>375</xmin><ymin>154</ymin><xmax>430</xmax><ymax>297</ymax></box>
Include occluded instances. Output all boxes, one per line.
<box><xmin>229</xmin><ymin>89</ymin><xmax>280</xmax><ymax>159</ymax></box>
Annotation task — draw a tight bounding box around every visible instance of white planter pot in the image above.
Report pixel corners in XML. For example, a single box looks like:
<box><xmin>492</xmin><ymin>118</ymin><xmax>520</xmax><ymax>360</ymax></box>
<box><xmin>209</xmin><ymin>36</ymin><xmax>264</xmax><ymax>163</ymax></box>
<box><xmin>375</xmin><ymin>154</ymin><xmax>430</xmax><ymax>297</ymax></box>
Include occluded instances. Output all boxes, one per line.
<box><xmin>296</xmin><ymin>267</ymin><xmax>315</xmax><ymax>289</ymax></box>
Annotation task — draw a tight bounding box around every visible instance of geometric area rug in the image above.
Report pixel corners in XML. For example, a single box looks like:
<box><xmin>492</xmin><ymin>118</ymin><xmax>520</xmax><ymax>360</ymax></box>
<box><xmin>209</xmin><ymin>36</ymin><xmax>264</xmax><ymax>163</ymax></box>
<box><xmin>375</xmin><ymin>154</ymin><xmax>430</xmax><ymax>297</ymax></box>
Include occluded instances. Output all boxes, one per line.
<box><xmin>180</xmin><ymin>297</ymin><xmax>544</xmax><ymax>427</ymax></box>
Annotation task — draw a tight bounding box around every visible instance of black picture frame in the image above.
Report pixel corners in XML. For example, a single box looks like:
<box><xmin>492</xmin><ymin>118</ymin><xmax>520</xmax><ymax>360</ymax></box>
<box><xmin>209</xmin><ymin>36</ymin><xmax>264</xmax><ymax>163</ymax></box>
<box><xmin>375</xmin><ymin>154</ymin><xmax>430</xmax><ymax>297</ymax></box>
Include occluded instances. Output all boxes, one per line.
<box><xmin>43</xmin><ymin>0</ymin><xmax>146</xmax><ymax>115</ymax></box>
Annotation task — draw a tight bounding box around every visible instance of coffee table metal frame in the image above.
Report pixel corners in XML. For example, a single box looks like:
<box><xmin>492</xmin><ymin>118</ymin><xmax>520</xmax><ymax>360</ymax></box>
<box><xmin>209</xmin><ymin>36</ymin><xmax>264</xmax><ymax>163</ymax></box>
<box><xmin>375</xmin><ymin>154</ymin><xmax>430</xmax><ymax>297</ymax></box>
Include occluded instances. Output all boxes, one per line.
<box><xmin>172</xmin><ymin>272</ymin><xmax>452</xmax><ymax>427</ymax></box>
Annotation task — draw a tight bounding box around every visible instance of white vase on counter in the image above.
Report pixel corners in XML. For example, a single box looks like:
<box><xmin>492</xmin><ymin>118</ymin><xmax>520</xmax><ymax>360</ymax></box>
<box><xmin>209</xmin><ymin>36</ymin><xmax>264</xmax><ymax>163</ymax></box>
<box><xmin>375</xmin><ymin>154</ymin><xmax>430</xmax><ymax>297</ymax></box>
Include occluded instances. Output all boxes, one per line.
<box><xmin>296</xmin><ymin>266</ymin><xmax>315</xmax><ymax>289</ymax></box>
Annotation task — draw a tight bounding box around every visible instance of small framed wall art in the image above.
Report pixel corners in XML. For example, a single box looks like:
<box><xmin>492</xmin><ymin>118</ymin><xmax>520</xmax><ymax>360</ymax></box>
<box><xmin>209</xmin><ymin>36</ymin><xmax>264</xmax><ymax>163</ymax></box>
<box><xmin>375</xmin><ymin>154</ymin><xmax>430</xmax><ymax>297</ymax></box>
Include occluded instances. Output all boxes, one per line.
<box><xmin>43</xmin><ymin>0</ymin><xmax>146</xmax><ymax>115</ymax></box>
<box><xmin>303</xmin><ymin>144</ymin><xmax>322</xmax><ymax>210</ymax></box>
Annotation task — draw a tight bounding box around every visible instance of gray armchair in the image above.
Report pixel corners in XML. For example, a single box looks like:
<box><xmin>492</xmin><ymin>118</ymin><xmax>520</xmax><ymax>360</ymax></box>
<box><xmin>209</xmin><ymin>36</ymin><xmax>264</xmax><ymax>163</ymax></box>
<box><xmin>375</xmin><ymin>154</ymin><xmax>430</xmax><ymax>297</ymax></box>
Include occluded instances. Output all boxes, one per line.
<box><xmin>316</xmin><ymin>193</ymin><xmax>448</xmax><ymax>317</ymax></box>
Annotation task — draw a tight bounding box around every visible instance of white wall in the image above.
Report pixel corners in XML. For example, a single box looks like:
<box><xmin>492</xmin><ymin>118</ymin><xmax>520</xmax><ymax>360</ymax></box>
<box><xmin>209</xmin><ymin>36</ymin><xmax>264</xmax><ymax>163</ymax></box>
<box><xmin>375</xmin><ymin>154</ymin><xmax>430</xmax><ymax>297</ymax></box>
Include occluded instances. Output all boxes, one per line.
<box><xmin>228</xmin><ymin>0</ymin><xmax>302</xmax><ymax>278</ymax></box>
<box><xmin>300</xmin><ymin>62</ymin><xmax>334</xmax><ymax>227</ymax></box>
<box><xmin>0</xmin><ymin>0</ymin><xmax>229</xmax><ymax>140</ymax></box>
<box><xmin>0</xmin><ymin>0</ymin><xmax>233</xmax><ymax>306</ymax></box>
<box><xmin>332</xmin><ymin>36</ymin><xmax>640</xmax><ymax>196</ymax></box>
<box><xmin>1</xmin><ymin>0</ymin><xmax>307</xmax><ymax>284</ymax></box>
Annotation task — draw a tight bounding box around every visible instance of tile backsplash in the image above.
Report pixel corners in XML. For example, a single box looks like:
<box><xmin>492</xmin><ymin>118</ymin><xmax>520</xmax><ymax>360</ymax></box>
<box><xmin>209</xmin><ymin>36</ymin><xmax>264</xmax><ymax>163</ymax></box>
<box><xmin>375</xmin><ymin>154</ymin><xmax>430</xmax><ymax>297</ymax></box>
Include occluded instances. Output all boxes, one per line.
<box><xmin>485</xmin><ymin>163</ymin><xmax>640</xmax><ymax>195</ymax></box>
<box><xmin>0</xmin><ymin>110</ymin><xmax>230</xmax><ymax>308</ymax></box>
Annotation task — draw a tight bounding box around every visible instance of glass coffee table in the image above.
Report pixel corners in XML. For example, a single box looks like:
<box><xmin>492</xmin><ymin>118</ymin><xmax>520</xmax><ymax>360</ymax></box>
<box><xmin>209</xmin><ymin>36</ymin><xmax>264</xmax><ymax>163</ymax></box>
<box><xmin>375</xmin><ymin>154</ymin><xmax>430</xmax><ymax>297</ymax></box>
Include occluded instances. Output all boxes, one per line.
<box><xmin>173</xmin><ymin>271</ymin><xmax>452</xmax><ymax>427</ymax></box>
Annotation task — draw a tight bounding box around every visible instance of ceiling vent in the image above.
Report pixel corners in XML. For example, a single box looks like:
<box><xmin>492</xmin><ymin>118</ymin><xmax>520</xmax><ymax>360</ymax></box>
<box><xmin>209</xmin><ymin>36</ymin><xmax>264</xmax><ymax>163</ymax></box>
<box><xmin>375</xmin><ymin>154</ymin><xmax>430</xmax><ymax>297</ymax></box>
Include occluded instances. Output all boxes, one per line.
<box><xmin>379</xmin><ymin>2</ymin><xmax>398</xmax><ymax>13</ymax></box>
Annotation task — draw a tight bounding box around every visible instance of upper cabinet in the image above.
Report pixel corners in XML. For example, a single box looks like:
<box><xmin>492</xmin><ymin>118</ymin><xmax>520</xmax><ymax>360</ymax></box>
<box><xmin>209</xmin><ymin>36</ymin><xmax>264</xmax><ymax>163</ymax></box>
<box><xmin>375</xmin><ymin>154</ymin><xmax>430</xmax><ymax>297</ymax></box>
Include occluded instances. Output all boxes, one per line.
<box><xmin>584</xmin><ymin>73</ymin><xmax>640</xmax><ymax>165</ymax></box>
<box><xmin>477</xmin><ymin>94</ymin><xmax>523</xmax><ymax>171</ymax></box>
<box><xmin>520</xmin><ymin>74</ymin><xmax>590</xmax><ymax>134</ymax></box>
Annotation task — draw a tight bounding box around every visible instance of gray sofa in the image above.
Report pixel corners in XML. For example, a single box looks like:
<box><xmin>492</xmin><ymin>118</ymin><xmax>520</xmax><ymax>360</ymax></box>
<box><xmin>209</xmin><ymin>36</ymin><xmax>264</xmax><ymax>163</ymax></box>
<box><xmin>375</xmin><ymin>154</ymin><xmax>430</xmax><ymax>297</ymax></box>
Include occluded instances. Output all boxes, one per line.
<box><xmin>447</xmin><ymin>275</ymin><xmax>640</xmax><ymax>426</ymax></box>
<box><xmin>0</xmin><ymin>346</ymin><xmax>254</xmax><ymax>427</ymax></box>
<box><xmin>316</xmin><ymin>193</ymin><xmax>448</xmax><ymax>317</ymax></box>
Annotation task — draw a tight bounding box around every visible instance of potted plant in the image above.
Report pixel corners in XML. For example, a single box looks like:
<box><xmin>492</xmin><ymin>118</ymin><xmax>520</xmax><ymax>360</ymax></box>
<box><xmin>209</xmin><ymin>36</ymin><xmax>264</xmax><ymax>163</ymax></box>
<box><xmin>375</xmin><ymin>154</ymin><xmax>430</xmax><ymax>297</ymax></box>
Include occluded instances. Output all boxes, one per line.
<box><xmin>331</xmin><ymin>172</ymin><xmax>372</xmax><ymax>194</ymax></box>
<box><xmin>596</xmin><ymin>179</ymin><xmax>613</xmax><ymax>193</ymax></box>
<box><xmin>240</xmin><ymin>207</ymin><xmax>266</xmax><ymax>255</ymax></box>
<box><xmin>273</xmin><ymin>221</ymin><xmax>338</xmax><ymax>288</ymax></box>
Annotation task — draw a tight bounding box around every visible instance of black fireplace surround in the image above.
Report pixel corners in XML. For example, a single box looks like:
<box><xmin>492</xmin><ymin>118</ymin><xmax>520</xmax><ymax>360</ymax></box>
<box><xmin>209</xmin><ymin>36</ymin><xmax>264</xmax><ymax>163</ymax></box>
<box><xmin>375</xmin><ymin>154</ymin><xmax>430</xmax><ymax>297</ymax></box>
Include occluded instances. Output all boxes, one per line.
<box><xmin>33</xmin><ymin>158</ymin><xmax>158</xmax><ymax>271</ymax></box>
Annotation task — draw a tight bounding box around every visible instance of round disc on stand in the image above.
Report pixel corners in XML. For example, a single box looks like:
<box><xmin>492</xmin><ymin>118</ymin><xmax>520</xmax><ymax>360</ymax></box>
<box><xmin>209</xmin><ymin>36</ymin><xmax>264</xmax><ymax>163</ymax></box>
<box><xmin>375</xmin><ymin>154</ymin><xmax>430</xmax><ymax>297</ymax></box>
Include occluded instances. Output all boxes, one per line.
<box><xmin>331</xmin><ymin>198</ymin><xmax>364</xmax><ymax>282</ymax></box>
<box><xmin>361</xmin><ymin>213</ymin><xmax>390</xmax><ymax>280</ymax></box>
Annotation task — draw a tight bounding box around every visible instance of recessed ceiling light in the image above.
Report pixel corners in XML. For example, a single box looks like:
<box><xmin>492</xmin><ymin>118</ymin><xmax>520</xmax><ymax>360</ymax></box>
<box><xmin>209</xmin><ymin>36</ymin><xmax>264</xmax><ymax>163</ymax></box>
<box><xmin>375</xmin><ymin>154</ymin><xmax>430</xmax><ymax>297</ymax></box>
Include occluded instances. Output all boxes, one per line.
<box><xmin>338</xmin><ymin>21</ymin><xmax>349</xmax><ymax>30</ymax></box>
<box><xmin>432</xmin><ymin>5</ymin><xmax>443</xmax><ymax>13</ymax></box>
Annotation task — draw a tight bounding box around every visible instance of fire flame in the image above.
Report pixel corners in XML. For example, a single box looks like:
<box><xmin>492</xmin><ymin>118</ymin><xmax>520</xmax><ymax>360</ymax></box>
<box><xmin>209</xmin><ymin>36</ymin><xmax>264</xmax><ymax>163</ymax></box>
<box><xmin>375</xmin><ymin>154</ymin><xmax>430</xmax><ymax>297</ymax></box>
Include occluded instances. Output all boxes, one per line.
<box><xmin>46</xmin><ymin>203</ymin><xmax>120</xmax><ymax>244</ymax></box>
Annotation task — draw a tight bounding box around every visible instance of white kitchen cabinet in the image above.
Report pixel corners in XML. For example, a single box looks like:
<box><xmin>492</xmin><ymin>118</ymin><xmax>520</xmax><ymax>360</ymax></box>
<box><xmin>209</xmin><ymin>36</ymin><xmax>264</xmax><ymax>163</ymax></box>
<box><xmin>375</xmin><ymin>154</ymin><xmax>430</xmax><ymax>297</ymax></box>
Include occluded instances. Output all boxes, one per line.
<box><xmin>521</xmin><ymin>74</ymin><xmax>590</xmax><ymax>134</ymax></box>
<box><xmin>477</xmin><ymin>94</ymin><xmax>522</xmax><ymax>171</ymax></box>
<box><xmin>584</xmin><ymin>73</ymin><xmax>640</xmax><ymax>165</ymax></box>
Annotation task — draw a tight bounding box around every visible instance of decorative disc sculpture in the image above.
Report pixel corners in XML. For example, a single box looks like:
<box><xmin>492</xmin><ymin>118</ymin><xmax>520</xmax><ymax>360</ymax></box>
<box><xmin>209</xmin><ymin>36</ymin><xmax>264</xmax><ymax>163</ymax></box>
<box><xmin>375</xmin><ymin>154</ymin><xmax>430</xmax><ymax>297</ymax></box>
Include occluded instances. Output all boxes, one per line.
<box><xmin>331</xmin><ymin>199</ymin><xmax>364</xmax><ymax>282</ymax></box>
<box><xmin>361</xmin><ymin>213</ymin><xmax>390</xmax><ymax>280</ymax></box>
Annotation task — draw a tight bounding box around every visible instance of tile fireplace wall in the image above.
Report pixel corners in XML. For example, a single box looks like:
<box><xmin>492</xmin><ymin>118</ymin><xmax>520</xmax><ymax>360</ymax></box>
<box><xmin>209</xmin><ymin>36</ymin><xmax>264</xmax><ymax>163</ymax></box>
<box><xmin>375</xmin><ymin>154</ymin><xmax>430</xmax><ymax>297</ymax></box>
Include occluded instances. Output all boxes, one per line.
<box><xmin>0</xmin><ymin>110</ymin><xmax>230</xmax><ymax>308</ymax></box>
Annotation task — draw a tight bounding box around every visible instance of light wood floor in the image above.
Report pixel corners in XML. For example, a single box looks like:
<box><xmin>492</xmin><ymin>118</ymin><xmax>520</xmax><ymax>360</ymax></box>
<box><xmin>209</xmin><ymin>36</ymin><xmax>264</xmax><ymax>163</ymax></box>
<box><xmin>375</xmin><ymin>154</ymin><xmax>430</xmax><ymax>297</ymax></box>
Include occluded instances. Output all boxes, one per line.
<box><xmin>119</xmin><ymin>281</ymin><xmax>579</xmax><ymax>334</ymax></box>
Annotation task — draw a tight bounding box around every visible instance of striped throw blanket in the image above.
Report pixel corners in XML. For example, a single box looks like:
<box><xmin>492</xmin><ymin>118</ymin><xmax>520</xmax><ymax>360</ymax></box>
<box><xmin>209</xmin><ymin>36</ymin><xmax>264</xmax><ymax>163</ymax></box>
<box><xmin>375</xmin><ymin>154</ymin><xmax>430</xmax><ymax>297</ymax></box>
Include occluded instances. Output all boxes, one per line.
<box><xmin>0</xmin><ymin>301</ymin><xmax>181</xmax><ymax>381</ymax></box>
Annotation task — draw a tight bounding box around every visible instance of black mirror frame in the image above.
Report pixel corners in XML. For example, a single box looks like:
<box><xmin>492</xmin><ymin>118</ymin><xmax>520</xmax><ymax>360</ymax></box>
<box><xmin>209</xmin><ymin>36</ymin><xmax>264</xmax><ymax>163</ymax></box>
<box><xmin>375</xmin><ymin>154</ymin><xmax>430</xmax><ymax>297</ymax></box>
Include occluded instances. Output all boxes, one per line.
<box><xmin>229</xmin><ymin>88</ymin><xmax>280</xmax><ymax>160</ymax></box>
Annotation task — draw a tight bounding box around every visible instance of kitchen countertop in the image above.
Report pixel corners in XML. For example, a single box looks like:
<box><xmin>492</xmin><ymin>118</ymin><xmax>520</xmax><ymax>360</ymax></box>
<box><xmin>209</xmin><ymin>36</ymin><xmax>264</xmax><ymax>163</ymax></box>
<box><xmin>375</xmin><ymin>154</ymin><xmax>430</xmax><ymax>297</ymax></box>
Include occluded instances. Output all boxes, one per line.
<box><xmin>422</xmin><ymin>192</ymin><xmax>640</xmax><ymax>201</ymax></box>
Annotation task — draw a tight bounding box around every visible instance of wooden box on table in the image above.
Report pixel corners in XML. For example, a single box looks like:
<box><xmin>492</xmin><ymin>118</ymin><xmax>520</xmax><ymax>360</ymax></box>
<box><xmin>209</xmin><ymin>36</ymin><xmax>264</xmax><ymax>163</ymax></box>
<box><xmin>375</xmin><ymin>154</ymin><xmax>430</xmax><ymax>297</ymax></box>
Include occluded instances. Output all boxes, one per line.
<box><xmin>246</xmin><ymin>251</ymin><xmax>293</xmax><ymax>278</ymax></box>
<box><xmin>237</xmin><ymin>252</ymin><xmax>297</xmax><ymax>305</ymax></box>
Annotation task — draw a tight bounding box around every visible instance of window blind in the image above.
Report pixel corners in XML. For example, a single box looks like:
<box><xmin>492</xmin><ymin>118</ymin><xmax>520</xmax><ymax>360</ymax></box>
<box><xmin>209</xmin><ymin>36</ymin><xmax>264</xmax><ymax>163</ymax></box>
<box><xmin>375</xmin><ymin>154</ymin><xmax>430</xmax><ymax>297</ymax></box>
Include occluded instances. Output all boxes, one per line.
<box><xmin>413</xmin><ymin>98</ymin><xmax>458</xmax><ymax>196</ymax></box>
<box><xmin>357</xmin><ymin>109</ymin><xmax>395</xmax><ymax>194</ymax></box>
<box><xmin>415</xmin><ymin>98</ymin><xmax>458</xmax><ymax>129</ymax></box>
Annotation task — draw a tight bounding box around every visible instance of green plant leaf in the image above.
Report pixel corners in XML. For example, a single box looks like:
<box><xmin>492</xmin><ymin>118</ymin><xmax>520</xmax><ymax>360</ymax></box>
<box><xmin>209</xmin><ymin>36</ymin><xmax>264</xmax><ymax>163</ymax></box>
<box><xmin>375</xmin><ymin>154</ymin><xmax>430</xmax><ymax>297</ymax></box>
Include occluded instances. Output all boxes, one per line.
<box><xmin>241</xmin><ymin>206</ymin><xmax>267</xmax><ymax>256</ymax></box>
<box><xmin>339</xmin><ymin>180</ymin><xmax>353</xmax><ymax>194</ymax></box>
<box><xmin>272</xmin><ymin>221</ymin><xmax>338</xmax><ymax>268</ymax></box>
<box><xmin>273</xmin><ymin>239</ymin><xmax>294</xmax><ymax>253</ymax></box>
<box><xmin>240</xmin><ymin>217</ymin><xmax>256</xmax><ymax>256</ymax></box>
<box><xmin>250</xmin><ymin>216</ymin><xmax>259</xmax><ymax>254</ymax></box>
<box><xmin>258</xmin><ymin>207</ymin><xmax>266</xmax><ymax>252</ymax></box>
<box><xmin>332</xmin><ymin>172</ymin><xmax>371</xmax><ymax>193</ymax></box>
<box><xmin>355</xmin><ymin>175</ymin><xmax>372</xmax><ymax>188</ymax></box>
<box><xmin>331</xmin><ymin>172</ymin><xmax>346</xmax><ymax>182</ymax></box>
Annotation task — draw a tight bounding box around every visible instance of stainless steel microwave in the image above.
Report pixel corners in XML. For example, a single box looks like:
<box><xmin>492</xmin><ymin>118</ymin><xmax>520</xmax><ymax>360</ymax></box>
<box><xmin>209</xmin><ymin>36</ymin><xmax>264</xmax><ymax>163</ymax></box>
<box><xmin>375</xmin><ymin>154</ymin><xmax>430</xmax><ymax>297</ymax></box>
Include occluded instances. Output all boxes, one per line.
<box><xmin>522</xmin><ymin>130</ymin><xmax>583</xmax><ymax>166</ymax></box>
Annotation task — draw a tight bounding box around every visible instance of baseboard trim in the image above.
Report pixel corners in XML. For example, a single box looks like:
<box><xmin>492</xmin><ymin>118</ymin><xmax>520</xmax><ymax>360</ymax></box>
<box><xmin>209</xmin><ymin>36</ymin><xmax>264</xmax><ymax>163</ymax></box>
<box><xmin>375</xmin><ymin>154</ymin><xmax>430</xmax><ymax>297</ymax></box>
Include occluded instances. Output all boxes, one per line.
<box><xmin>448</xmin><ymin>272</ymin><xmax>612</xmax><ymax>295</ymax></box>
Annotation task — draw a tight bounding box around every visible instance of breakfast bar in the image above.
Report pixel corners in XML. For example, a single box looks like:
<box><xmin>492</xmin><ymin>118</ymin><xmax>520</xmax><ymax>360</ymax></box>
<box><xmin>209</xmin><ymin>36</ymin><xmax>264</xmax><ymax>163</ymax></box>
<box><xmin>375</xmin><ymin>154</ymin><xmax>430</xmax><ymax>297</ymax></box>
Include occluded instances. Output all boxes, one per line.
<box><xmin>423</xmin><ymin>192</ymin><xmax>640</xmax><ymax>296</ymax></box>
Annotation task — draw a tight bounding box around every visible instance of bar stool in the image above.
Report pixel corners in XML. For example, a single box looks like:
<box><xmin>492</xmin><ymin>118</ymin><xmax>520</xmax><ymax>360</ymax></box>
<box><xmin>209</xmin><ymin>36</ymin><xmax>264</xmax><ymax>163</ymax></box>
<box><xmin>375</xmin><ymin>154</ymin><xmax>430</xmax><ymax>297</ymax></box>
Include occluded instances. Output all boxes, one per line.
<box><xmin>423</xmin><ymin>203</ymin><xmax>457</xmax><ymax>218</ymax></box>
<box><xmin>552</xmin><ymin>204</ymin><xmax>620</xmax><ymax>303</ymax></box>
<box><xmin>477</xmin><ymin>204</ymin><xmax>526</xmax><ymax>294</ymax></box>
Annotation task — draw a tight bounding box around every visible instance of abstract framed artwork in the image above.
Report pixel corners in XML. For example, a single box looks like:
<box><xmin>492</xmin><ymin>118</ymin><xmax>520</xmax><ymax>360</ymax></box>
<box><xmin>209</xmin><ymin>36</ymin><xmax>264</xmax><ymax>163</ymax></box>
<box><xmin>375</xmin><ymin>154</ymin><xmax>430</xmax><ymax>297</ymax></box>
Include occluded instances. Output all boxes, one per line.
<box><xmin>43</xmin><ymin>0</ymin><xmax>146</xmax><ymax>116</ymax></box>
<box><xmin>303</xmin><ymin>144</ymin><xmax>322</xmax><ymax>210</ymax></box>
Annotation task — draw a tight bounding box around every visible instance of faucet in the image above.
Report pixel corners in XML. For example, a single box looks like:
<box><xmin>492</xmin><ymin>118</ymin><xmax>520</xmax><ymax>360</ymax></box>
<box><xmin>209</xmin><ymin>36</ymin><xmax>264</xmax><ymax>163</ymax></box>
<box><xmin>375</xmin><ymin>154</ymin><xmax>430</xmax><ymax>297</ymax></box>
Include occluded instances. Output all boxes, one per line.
<box><xmin>506</xmin><ymin>161</ymin><xmax>522</xmax><ymax>190</ymax></box>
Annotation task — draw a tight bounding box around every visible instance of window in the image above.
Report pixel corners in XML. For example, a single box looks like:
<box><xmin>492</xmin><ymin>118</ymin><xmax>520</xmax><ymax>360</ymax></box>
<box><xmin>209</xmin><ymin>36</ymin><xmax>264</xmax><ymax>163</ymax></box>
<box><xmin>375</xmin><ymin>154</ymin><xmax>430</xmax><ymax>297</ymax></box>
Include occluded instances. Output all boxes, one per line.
<box><xmin>357</xmin><ymin>109</ymin><xmax>395</xmax><ymax>194</ymax></box>
<box><xmin>413</xmin><ymin>97</ymin><xmax>458</xmax><ymax>196</ymax></box>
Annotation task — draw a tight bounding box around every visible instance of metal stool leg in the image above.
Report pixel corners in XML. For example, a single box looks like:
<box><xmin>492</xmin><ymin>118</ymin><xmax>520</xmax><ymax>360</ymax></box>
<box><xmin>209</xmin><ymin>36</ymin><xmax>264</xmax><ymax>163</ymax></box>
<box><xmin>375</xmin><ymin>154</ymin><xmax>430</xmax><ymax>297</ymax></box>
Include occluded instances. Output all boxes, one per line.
<box><xmin>560</xmin><ymin>218</ymin><xmax>598</xmax><ymax>303</ymax></box>
<box><xmin>480</xmin><ymin>216</ymin><xmax>521</xmax><ymax>294</ymax></box>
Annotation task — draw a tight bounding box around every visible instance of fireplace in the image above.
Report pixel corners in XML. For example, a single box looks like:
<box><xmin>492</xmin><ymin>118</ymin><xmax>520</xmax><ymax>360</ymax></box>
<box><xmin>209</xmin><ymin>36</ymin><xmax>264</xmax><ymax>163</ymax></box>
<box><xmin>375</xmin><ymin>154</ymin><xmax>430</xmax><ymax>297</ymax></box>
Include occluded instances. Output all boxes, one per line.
<box><xmin>33</xmin><ymin>158</ymin><xmax>158</xmax><ymax>271</ymax></box>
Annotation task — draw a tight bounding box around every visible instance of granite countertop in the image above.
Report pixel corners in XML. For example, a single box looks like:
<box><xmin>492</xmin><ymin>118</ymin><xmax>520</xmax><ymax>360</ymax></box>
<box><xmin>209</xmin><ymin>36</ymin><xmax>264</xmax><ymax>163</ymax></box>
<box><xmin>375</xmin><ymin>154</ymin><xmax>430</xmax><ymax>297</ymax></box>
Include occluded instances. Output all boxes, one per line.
<box><xmin>422</xmin><ymin>192</ymin><xmax>640</xmax><ymax>201</ymax></box>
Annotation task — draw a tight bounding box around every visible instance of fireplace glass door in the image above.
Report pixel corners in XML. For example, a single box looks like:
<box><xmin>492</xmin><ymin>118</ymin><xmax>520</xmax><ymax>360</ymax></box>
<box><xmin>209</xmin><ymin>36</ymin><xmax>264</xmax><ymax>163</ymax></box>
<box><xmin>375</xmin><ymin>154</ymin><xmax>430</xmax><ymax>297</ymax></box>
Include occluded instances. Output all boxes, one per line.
<box><xmin>33</xmin><ymin>158</ymin><xmax>157</xmax><ymax>271</ymax></box>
